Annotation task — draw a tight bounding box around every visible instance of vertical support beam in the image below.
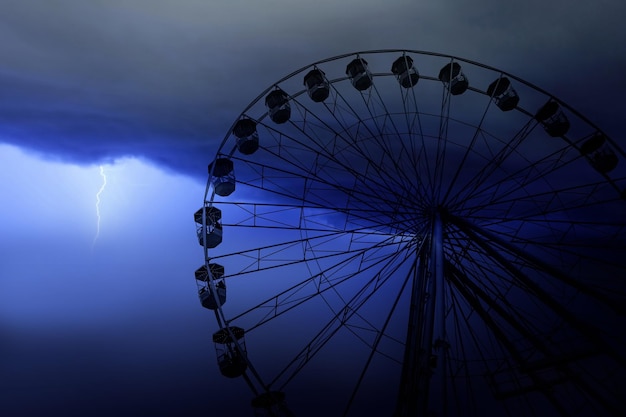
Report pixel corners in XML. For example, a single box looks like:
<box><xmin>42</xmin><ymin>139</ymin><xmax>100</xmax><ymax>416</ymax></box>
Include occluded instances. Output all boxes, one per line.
<box><xmin>432</xmin><ymin>210</ymin><xmax>448</xmax><ymax>417</ymax></box>
<box><xmin>394</xmin><ymin>211</ymin><xmax>447</xmax><ymax>417</ymax></box>
<box><xmin>433</xmin><ymin>211</ymin><xmax>445</xmax><ymax>343</ymax></box>
<box><xmin>394</xmin><ymin>241</ymin><xmax>431</xmax><ymax>417</ymax></box>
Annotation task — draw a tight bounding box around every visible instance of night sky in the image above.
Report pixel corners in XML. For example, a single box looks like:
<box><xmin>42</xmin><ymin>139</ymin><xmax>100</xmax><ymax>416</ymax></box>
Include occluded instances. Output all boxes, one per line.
<box><xmin>1</xmin><ymin>1</ymin><xmax>626</xmax><ymax>416</ymax></box>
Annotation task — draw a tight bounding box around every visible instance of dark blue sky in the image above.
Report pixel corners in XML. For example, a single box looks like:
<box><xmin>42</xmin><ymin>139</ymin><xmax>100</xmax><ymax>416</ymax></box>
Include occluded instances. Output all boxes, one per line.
<box><xmin>1</xmin><ymin>1</ymin><xmax>626</xmax><ymax>416</ymax></box>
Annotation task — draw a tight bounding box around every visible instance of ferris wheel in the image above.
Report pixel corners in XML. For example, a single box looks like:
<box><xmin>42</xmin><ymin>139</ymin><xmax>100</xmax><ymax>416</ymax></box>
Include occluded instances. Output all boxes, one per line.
<box><xmin>193</xmin><ymin>49</ymin><xmax>626</xmax><ymax>417</ymax></box>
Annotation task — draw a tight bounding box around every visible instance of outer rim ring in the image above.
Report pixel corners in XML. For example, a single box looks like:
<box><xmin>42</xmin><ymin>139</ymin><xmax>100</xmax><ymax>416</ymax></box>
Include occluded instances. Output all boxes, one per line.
<box><xmin>198</xmin><ymin>49</ymin><xmax>626</xmax><ymax>416</ymax></box>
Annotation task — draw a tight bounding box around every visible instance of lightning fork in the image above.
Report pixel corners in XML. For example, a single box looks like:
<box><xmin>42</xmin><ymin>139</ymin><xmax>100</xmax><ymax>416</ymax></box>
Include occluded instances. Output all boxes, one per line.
<box><xmin>92</xmin><ymin>165</ymin><xmax>107</xmax><ymax>251</ymax></box>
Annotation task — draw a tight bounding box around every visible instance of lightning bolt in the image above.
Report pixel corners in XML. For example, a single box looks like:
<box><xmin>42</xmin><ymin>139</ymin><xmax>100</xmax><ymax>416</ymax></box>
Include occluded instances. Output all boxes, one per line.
<box><xmin>92</xmin><ymin>165</ymin><xmax>107</xmax><ymax>251</ymax></box>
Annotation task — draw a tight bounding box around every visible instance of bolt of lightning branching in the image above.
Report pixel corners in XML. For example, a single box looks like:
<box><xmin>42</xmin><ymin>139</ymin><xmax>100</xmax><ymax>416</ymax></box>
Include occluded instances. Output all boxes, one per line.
<box><xmin>92</xmin><ymin>165</ymin><xmax>107</xmax><ymax>251</ymax></box>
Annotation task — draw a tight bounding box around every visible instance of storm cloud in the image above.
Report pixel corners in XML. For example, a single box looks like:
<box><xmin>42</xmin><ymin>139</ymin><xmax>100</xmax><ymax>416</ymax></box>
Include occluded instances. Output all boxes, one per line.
<box><xmin>1</xmin><ymin>0</ymin><xmax>624</xmax><ymax>178</ymax></box>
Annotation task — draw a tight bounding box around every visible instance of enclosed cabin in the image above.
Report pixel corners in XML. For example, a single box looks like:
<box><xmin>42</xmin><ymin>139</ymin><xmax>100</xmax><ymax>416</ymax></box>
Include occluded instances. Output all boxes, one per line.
<box><xmin>438</xmin><ymin>62</ymin><xmax>469</xmax><ymax>95</ymax></box>
<box><xmin>303</xmin><ymin>69</ymin><xmax>330</xmax><ymax>102</ymax></box>
<box><xmin>208</xmin><ymin>158</ymin><xmax>235</xmax><ymax>197</ymax></box>
<box><xmin>208</xmin><ymin>157</ymin><xmax>235</xmax><ymax>197</ymax></box>
<box><xmin>195</xmin><ymin>263</ymin><xmax>226</xmax><ymax>310</ymax></box>
<box><xmin>251</xmin><ymin>391</ymin><xmax>294</xmax><ymax>417</ymax></box>
<box><xmin>579</xmin><ymin>133</ymin><xmax>619</xmax><ymax>173</ymax></box>
<box><xmin>213</xmin><ymin>327</ymin><xmax>248</xmax><ymax>378</ymax></box>
<box><xmin>346</xmin><ymin>58</ymin><xmax>373</xmax><ymax>91</ymax></box>
<box><xmin>535</xmin><ymin>100</ymin><xmax>570</xmax><ymax>137</ymax></box>
<box><xmin>234</xmin><ymin>119</ymin><xmax>259</xmax><ymax>155</ymax></box>
<box><xmin>194</xmin><ymin>206</ymin><xmax>223</xmax><ymax>248</ymax></box>
<box><xmin>391</xmin><ymin>55</ymin><xmax>419</xmax><ymax>89</ymax></box>
<box><xmin>487</xmin><ymin>77</ymin><xmax>519</xmax><ymax>111</ymax></box>
<box><xmin>265</xmin><ymin>88</ymin><xmax>291</xmax><ymax>124</ymax></box>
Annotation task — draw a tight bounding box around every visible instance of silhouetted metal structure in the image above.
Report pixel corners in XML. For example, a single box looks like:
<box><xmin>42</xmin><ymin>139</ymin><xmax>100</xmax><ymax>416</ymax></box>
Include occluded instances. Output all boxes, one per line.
<box><xmin>391</xmin><ymin>55</ymin><xmax>420</xmax><ymax>88</ymax></box>
<box><xmin>212</xmin><ymin>327</ymin><xmax>248</xmax><ymax>378</ymax></box>
<box><xmin>265</xmin><ymin>88</ymin><xmax>291</xmax><ymax>124</ymax></box>
<box><xmin>345</xmin><ymin>57</ymin><xmax>373</xmax><ymax>91</ymax></box>
<box><xmin>196</xmin><ymin>264</ymin><xmax>226</xmax><ymax>310</ymax></box>
<box><xmin>207</xmin><ymin>158</ymin><xmax>235</xmax><ymax>197</ymax></box>
<box><xmin>194</xmin><ymin>50</ymin><xmax>626</xmax><ymax>417</ymax></box>
<box><xmin>233</xmin><ymin>118</ymin><xmax>259</xmax><ymax>155</ymax></box>
<box><xmin>303</xmin><ymin>69</ymin><xmax>329</xmax><ymax>102</ymax></box>
<box><xmin>487</xmin><ymin>76</ymin><xmax>519</xmax><ymax>111</ymax></box>
<box><xmin>194</xmin><ymin>206</ymin><xmax>222</xmax><ymax>248</ymax></box>
<box><xmin>580</xmin><ymin>132</ymin><xmax>619</xmax><ymax>173</ymax></box>
<box><xmin>438</xmin><ymin>62</ymin><xmax>468</xmax><ymax>95</ymax></box>
<box><xmin>535</xmin><ymin>100</ymin><xmax>570</xmax><ymax>137</ymax></box>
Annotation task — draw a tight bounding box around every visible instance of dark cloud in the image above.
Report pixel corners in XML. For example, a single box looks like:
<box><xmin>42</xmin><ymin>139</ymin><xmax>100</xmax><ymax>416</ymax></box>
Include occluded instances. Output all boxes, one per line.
<box><xmin>0</xmin><ymin>1</ymin><xmax>624</xmax><ymax>180</ymax></box>
<box><xmin>2</xmin><ymin>3</ymin><xmax>626</xmax><ymax>415</ymax></box>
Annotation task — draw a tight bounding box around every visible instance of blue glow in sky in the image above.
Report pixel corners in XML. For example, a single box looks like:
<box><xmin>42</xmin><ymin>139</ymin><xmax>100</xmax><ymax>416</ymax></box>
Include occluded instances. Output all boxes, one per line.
<box><xmin>0</xmin><ymin>145</ymin><xmax>216</xmax><ymax>416</ymax></box>
<box><xmin>1</xmin><ymin>1</ymin><xmax>626</xmax><ymax>416</ymax></box>
<box><xmin>0</xmin><ymin>144</ymin><xmax>203</xmax><ymax>323</ymax></box>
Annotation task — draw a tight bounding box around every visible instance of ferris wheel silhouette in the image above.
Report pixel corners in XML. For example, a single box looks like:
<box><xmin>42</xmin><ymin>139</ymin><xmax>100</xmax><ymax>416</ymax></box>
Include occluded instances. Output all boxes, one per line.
<box><xmin>193</xmin><ymin>49</ymin><xmax>626</xmax><ymax>417</ymax></box>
